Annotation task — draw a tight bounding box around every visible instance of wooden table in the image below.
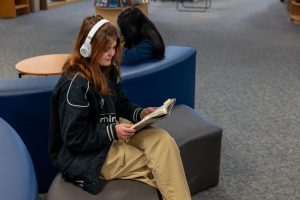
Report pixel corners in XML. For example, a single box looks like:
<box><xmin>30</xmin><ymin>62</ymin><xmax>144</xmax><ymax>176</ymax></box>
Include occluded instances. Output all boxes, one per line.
<box><xmin>15</xmin><ymin>54</ymin><xmax>69</xmax><ymax>78</ymax></box>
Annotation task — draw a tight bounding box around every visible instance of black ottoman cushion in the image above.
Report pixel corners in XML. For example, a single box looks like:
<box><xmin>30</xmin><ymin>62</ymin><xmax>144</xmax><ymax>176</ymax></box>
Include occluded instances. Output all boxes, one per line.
<box><xmin>47</xmin><ymin>104</ymin><xmax>222</xmax><ymax>198</ymax></box>
<box><xmin>155</xmin><ymin>104</ymin><xmax>222</xmax><ymax>195</ymax></box>
<box><xmin>47</xmin><ymin>173</ymin><xmax>160</xmax><ymax>200</ymax></box>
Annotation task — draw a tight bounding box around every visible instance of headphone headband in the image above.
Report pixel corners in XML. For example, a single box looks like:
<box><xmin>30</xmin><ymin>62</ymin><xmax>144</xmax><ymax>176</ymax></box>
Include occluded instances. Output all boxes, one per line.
<box><xmin>85</xmin><ymin>19</ymin><xmax>110</xmax><ymax>44</ymax></box>
<box><xmin>80</xmin><ymin>19</ymin><xmax>110</xmax><ymax>58</ymax></box>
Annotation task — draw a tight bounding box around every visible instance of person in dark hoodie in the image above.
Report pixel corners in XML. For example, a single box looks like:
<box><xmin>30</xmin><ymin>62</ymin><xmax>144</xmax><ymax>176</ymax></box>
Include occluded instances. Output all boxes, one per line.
<box><xmin>117</xmin><ymin>7</ymin><xmax>165</xmax><ymax>65</ymax></box>
<box><xmin>48</xmin><ymin>15</ymin><xmax>191</xmax><ymax>200</ymax></box>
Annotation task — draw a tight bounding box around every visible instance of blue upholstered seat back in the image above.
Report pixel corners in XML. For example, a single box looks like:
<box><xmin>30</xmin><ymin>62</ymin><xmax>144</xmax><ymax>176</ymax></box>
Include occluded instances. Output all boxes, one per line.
<box><xmin>121</xmin><ymin>46</ymin><xmax>196</xmax><ymax>108</ymax></box>
<box><xmin>0</xmin><ymin>76</ymin><xmax>59</xmax><ymax>192</ymax></box>
<box><xmin>0</xmin><ymin>118</ymin><xmax>39</xmax><ymax>200</ymax></box>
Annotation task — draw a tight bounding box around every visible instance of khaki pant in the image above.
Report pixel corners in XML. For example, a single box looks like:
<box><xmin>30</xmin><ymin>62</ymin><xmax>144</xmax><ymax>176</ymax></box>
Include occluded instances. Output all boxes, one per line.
<box><xmin>100</xmin><ymin>126</ymin><xmax>191</xmax><ymax>200</ymax></box>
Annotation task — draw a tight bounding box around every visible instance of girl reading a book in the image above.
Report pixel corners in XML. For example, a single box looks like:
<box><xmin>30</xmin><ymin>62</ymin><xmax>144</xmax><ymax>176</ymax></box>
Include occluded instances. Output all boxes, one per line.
<box><xmin>48</xmin><ymin>15</ymin><xmax>191</xmax><ymax>200</ymax></box>
<box><xmin>117</xmin><ymin>7</ymin><xmax>165</xmax><ymax>65</ymax></box>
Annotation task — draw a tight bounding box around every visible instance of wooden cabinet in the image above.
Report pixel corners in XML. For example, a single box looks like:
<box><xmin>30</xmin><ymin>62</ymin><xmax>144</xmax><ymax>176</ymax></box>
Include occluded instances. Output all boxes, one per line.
<box><xmin>94</xmin><ymin>2</ymin><xmax>148</xmax><ymax>25</ymax></box>
<box><xmin>0</xmin><ymin>0</ymin><xmax>30</xmax><ymax>18</ymax></box>
<box><xmin>290</xmin><ymin>0</ymin><xmax>300</xmax><ymax>25</ymax></box>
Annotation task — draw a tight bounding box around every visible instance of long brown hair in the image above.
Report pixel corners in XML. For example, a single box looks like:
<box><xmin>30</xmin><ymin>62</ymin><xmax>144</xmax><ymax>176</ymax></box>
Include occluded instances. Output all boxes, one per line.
<box><xmin>62</xmin><ymin>15</ymin><xmax>122</xmax><ymax>95</ymax></box>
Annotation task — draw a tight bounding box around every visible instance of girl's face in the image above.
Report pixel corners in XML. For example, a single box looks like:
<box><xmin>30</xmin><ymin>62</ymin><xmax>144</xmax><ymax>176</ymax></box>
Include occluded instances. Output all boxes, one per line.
<box><xmin>98</xmin><ymin>39</ymin><xmax>117</xmax><ymax>67</ymax></box>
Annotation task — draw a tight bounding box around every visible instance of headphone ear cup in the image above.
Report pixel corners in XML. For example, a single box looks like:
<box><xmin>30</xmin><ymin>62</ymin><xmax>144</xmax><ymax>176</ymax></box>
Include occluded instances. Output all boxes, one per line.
<box><xmin>80</xmin><ymin>43</ymin><xmax>92</xmax><ymax>58</ymax></box>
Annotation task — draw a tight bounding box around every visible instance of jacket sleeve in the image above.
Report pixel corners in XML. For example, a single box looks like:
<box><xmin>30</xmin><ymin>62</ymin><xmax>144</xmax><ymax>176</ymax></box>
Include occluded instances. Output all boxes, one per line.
<box><xmin>58</xmin><ymin>76</ymin><xmax>117</xmax><ymax>153</ymax></box>
<box><xmin>122</xmin><ymin>39</ymin><xmax>154</xmax><ymax>65</ymax></box>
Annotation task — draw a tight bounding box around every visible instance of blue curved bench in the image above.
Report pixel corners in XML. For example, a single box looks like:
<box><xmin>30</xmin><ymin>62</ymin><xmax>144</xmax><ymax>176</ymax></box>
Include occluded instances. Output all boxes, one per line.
<box><xmin>0</xmin><ymin>45</ymin><xmax>197</xmax><ymax>192</ymax></box>
<box><xmin>0</xmin><ymin>118</ymin><xmax>39</xmax><ymax>200</ymax></box>
<box><xmin>0</xmin><ymin>76</ymin><xmax>59</xmax><ymax>193</ymax></box>
<box><xmin>121</xmin><ymin>46</ymin><xmax>196</xmax><ymax>108</ymax></box>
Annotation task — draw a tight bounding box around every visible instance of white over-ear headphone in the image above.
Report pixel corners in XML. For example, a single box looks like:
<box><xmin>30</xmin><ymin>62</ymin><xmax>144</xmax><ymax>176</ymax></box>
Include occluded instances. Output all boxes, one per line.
<box><xmin>80</xmin><ymin>19</ymin><xmax>110</xmax><ymax>58</ymax></box>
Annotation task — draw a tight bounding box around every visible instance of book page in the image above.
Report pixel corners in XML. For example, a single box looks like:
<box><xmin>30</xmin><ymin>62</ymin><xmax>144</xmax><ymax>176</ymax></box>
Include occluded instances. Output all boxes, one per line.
<box><xmin>142</xmin><ymin>103</ymin><xmax>167</xmax><ymax>120</ymax></box>
<box><xmin>132</xmin><ymin>98</ymin><xmax>176</xmax><ymax>131</ymax></box>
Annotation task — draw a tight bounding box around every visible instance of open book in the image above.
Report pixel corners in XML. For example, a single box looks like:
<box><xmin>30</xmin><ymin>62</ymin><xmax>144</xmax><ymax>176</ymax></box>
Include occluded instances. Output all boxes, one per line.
<box><xmin>132</xmin><ymin>98</ymin><xmax>176</xmax><ymax>131</ymax></box>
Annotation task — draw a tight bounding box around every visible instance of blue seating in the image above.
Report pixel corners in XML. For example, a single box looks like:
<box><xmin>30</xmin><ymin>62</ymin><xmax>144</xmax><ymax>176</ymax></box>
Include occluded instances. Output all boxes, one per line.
<box><xmin>0</xmin><ymin>45</ymin><xmax>196</xmax><ymax>192</ymax></box>
<box><xmin>0</xmin><ymin>118</ymin><xmax>39</xmax><ymax>200</ymax></box>
<box><xmin>121</xmin><ymin>46</ymin><xmax>196</xmax><ymax>108</ymax></box>
<box><xmin>0</xmin><ymin>76</ymin><xmax>59</xmax><ymax>192</ymax></box>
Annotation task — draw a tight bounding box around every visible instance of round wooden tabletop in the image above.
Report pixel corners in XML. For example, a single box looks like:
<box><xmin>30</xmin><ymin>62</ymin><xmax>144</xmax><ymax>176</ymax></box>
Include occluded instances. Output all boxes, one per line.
<box><xmin>15</xmin><ymin>54</ymin><xmax>70</xmax><ymax>76</ymax></box>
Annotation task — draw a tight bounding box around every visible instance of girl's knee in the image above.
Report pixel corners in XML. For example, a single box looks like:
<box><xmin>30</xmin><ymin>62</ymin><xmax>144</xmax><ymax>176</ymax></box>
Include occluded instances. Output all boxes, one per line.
<box><xmin>156</xmin><ymin>129</ymin><xmax>178</xmax><ymax>147</ymax></box>
<box><xmin>151</xmin><ymin>128</ymin><xmax>173</xmax><ymax>141</ymax></box>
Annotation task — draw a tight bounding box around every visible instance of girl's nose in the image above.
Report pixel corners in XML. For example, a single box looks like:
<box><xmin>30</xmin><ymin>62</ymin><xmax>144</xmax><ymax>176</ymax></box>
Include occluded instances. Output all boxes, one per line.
<box><xmin>108</xmin><ymin>49</ymin><xmax>114</xmax><ymax>57</ymax></box>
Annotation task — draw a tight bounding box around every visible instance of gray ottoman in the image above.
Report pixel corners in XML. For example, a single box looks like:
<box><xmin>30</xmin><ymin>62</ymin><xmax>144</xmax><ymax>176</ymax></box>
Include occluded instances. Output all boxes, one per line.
<box><xmin>47</xmin><ymin>173</ymin><xmax>160</xmax><ymax>200</ymax></box>
<box><xmin>47</xmin><ymin>104</ymin><xmax>222</xmax><ymax>199</ymax></box>
<box><xmin>156</xmin><ymin>104</ymin><xmax>222</xmax><ymax>194</ymax></box>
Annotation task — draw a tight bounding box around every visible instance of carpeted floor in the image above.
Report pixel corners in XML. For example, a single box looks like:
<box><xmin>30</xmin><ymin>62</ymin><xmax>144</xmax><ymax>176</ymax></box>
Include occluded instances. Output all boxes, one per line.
<box><xmin>1</xmin><ymin>0</ymin><xmax>300</xmax><ymax>199</ymax></box>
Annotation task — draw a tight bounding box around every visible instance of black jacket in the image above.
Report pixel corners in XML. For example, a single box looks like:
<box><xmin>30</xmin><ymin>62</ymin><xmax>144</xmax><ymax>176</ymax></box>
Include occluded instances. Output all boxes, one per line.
<box><xmin>48</xmin><ymin>70</ymin><xmax>143</xmax><ymax>194</ymax></box>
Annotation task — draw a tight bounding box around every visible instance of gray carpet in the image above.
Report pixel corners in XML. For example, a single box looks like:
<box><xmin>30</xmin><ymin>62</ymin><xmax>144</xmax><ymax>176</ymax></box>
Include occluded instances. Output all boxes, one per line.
<box><xmin>1</xmin><ymin>0</ymin><xmax>300</xmax><ymax>199</ymax></box>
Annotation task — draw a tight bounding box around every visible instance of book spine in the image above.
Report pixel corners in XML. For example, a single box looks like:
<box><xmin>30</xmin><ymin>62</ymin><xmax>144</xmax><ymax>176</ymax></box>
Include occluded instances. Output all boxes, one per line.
<box><xmin>96</xmin><ymin>0</ymin><xmax>108</xmax><ymax>7</ymax></box>
<box><xmin>108</xmin><ymin>0</ymin><xmax>118</xmax><ymax>7</ymax></box>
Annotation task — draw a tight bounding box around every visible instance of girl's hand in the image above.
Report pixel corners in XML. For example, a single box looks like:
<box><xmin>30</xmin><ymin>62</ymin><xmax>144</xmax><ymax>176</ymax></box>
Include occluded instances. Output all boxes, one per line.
<box><xmin>115</xmin><ymin>123</ymin><xmax>136</xmax><ymax>141</ymax></box>
<box><xmin>140</xmin><ymin>107</ymin><xmax>156</xmax><ymax>119</ymax></box>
